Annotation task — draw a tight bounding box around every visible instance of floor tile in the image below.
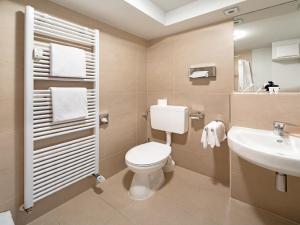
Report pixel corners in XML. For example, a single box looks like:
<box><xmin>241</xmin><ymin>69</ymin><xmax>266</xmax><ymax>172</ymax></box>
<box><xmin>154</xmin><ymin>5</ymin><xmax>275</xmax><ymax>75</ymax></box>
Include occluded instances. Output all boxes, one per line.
<box><xmin>27</xmin><ymin>166</ymin><xmax>299</xmax><ymax>225</ymax></box>
<box><xmin>223</xmin><ymin>199</ymin><xmax>299</xmax><ymax>225</ymax></box>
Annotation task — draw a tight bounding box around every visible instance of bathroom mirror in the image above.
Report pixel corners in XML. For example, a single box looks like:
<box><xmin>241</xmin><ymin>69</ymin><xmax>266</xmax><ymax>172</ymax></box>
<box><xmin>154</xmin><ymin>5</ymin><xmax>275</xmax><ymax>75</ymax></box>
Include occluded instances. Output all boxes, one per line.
<box><xmin>234</xmin><ymin>1</ymin><xmax>300</xmax><ymax>92</ymax></box>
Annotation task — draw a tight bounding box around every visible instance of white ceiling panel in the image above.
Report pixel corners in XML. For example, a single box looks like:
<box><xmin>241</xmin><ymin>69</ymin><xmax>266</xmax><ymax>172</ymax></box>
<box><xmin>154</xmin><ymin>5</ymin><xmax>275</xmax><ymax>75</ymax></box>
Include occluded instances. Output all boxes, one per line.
<box><xmin>151</xmin><ymin>0</ymin><xmax>196</xmax><ymax>12</ymax></box>
<box><xmin>48</xmin><ymin>0</ymin><xmax>295</xmax><ymax>40</ymax></box>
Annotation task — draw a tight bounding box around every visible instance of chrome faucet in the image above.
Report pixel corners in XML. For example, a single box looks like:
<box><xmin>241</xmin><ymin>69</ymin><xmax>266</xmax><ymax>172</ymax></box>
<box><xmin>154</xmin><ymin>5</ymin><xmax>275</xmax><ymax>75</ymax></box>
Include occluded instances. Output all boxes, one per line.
<box><xmin>273</xmin><ymin>121</ymin><xmax>285</xmax><ymax>136</ymax></box>
<box><xmin>273</xmin><ymin>121</ymin><xmax>299</xmax><ymax>136</ymax></box>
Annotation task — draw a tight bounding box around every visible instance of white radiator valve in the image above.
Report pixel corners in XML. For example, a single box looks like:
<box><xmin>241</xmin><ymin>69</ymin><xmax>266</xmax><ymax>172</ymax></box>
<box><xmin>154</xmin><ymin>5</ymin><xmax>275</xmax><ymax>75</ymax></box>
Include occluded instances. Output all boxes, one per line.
<box><xmin>93</xmin><ymin>174</ymin><xmax>106</xmax><ymax>183</ymax></box>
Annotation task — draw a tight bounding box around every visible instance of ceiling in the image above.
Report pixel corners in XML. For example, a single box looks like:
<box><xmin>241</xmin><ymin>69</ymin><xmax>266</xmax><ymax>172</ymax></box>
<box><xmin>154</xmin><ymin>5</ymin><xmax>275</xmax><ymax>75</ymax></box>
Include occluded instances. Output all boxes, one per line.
<box><xmin>49</xmin><ymin>0</ymin><xmax>297</xmax><ymax>40</ymax></box>
<box><xmin>234</xmin><ymin>1</ymin><xmax>300</xmax><ymax>52</ymax></box>
<box><xmin>151</xmin><ymin>0</ymin><xmax>195</xmax><ymax>12</ymax></box>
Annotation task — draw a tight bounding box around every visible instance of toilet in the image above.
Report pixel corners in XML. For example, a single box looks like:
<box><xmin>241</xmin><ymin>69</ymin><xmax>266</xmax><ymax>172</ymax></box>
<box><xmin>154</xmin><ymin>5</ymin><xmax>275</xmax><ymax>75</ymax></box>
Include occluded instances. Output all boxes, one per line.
<box><xmin>125</xmin><ymin>104</ymin><xmax>189</xmax><ymax>200</ymax></box>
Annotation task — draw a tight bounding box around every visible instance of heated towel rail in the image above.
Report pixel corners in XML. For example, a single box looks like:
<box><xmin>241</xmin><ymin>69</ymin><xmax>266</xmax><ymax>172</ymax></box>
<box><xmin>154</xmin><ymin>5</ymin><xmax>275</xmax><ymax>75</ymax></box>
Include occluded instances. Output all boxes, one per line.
<box><xmin>24</xmin><ymin>6</ymin><xmax>99</xmax><ymax>212</ymax></box>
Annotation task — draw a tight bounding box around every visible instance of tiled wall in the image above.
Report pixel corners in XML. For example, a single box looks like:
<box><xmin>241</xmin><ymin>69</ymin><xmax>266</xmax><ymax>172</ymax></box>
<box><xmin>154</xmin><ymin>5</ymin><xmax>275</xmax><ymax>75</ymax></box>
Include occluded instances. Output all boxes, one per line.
<box><xmin>146</xmin><ymin>22</ymin><xmax>234</xmax><ymax>184</ymax></box>
<box><xmin>230</xmin><ymin>93</ymin><xmax>300</xmax><ymax>223</ymax></box>
<box><xmin>0</xmin><ymin>0</ymin><xmax>147</xmax><ymax>224</ymax></box>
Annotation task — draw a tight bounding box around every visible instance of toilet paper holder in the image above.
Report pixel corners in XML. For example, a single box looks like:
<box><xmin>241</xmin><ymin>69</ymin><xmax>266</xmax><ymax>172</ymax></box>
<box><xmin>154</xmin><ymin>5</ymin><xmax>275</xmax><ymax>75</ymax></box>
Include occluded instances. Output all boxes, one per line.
<box><xmin>99</xmin><ymin>113</ymin><xmax>109</xmax><ymax>125</ymax></box>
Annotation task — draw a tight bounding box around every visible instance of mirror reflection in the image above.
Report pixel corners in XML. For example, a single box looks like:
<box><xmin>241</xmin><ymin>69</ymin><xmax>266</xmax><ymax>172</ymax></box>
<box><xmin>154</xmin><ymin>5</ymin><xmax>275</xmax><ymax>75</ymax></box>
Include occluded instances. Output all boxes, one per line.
<box><xmin>234</xmin><ymin>1</ymin><xmax>300</xmax><ymax>93</ymax></box>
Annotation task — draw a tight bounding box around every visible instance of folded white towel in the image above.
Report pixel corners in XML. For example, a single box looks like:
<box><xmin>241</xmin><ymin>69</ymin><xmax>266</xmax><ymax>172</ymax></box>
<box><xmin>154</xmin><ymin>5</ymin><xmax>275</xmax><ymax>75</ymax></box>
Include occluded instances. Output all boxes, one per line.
<box><xmin>0</xmin><ymin>211</ymin><xmax>15</xmax><ymax>225</ymax></box>
<box><xmin>189</xmin><ymin>70</ymin><xmax>209</xmax><ymax>78</ymax></box>
<box><xmin>201</xmin><ymin>121</ymin><xmax>226</xmax><ymax>149</ymax></box>
<box><xmin>50</xmin><ymin>43</ymin><xmax>86</xmax><ymax>78</ymax></box>
<box><xmin>201</xmin><ymin>124</ymin><xmax>215</xmax><ymax>148</ymax></box>
<box><xmin>201</xmin><ymin>122</ymin><xmax>214</xmax><ymax>148</ymax></box>
<box><xmin>201</xmin><ymin>128</ymin><xmax>208</xmax><ymax>149</ymax></box>
<box><xmin>212</xmin><ymin>121</ymin><xmax>227</xmax><ymax>147</ymax></box>
<box><xmin>51</xmin><ymin>87</ymin><xmax>88</xmax><ymax>122</ymax></box>
<box><xmin>207</xmin><ymin>121</ymin><xmax>218</xmax><ymax>148</ymax></box>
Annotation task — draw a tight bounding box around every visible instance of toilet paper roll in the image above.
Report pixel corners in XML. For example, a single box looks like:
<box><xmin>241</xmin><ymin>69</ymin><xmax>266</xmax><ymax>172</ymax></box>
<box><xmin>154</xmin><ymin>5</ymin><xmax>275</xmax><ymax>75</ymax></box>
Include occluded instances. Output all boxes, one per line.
<box><xmin>157</xmin><ymin>99</ymin><xmax>167</xmax><ymax>106</ymax></box>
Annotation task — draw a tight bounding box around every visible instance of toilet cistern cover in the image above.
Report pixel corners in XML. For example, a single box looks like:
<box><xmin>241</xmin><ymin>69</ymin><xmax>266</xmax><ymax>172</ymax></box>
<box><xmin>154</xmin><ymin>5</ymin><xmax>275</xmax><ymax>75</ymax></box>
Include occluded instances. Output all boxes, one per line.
<box><xmin>126</xmin><ymin>142</ymin><xmax>171</xmax><ymax>166</ymax></box>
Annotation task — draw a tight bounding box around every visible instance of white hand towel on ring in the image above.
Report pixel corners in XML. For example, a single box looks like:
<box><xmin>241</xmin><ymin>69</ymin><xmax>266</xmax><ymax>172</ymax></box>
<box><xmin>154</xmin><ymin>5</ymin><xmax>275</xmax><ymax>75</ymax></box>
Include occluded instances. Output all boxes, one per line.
<box><xmin>212</xmin><ymin>121</ymin><xmax>227</xmax><ymax>147</ymax></box>
<box><xmin>201</xmin><ymin>121</ymin><xmax>226</xmax><ymax>149</ymax></box>
<box><xmin>201</xmin><ymin>127</ymin><xmax>208</xmax><ymax>148</ymax></box>
<box><xmin>201</xmin><ymin>121</ymin><xmax>216</xmax><ymax>148</ymax></box>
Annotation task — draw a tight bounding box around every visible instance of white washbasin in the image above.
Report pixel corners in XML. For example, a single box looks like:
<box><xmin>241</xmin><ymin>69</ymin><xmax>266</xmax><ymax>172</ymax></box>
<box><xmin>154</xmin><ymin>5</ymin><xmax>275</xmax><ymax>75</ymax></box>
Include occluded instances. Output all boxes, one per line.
<box><xmin>228</xmin><ymin>126</ymin><xmax>300</xmax><ymax>177</ymax></box>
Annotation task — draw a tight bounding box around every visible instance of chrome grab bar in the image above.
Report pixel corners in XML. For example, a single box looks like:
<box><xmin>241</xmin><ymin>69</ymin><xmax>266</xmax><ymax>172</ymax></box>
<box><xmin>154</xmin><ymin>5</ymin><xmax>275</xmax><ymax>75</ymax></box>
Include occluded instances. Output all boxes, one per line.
<box><xmin>189</xmin><ymin>111</ymin><xmax>205</xmax><ymax>120</ymax></box>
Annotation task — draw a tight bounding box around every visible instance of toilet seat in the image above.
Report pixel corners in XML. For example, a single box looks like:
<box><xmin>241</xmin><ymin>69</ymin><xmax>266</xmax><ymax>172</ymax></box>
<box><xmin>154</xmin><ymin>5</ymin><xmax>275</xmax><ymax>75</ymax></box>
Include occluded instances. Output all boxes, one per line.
<box><xmin>125</xmin><ymin>142</ymin><xmax>171</xmax><ymax>167</ymax></box>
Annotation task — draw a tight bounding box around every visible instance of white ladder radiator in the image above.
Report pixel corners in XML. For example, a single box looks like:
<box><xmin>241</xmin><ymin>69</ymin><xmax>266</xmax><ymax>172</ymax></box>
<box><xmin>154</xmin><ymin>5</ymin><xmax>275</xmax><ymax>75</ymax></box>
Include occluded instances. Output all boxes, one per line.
<box><xmin>24</xmin><ymin>6</ymin><xmax>99</xmax><ymax>212</ymax></box>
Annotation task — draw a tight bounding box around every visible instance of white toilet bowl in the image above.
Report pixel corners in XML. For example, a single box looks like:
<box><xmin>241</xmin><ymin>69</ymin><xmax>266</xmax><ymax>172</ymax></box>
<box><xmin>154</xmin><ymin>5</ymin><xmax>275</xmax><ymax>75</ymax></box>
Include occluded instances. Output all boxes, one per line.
<box><xmin>125</xmin><ymin>142</ymin><xmax>171</xmax><ymax>200</ymax></box>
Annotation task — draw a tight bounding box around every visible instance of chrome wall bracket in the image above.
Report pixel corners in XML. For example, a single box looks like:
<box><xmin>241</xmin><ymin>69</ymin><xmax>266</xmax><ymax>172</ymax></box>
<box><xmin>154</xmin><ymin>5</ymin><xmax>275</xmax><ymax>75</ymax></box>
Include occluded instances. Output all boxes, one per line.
<box><xmin>189</xmin><ymin>111</ymin><xmax>205</xmax><ymax>120</ymax></box>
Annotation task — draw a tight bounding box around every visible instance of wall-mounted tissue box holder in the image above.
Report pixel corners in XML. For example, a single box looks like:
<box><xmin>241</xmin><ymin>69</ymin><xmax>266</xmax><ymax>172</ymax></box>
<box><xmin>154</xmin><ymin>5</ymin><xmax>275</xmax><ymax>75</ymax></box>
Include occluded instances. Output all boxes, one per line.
<box><xmin>188</xmin><ymin>63</ymin><xmax>216</xmax><ymax>78</ymax></box>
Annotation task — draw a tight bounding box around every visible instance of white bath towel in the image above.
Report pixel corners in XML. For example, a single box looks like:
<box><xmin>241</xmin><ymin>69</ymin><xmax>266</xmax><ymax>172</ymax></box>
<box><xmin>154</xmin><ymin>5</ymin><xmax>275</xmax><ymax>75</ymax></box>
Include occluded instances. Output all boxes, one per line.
<box><xmin>50</xmin><ymin>43</ymin><xmax>86</xmax><ymax>78</ymax></box>
<box><xmin>51</xmin><ymin>87</ymin><xmax>88</xmax><ymax>122</ymax></box>
<box><xmin>189</xmin><ymin>70</ymin><xmax>209</xmax><ymax>78</ymax></box>
<box><xmin>0</xmin><ymin>211</ymin><xmax>15</xmax><ymax>225</ymax></box>
<box><xmin>201</xmin><ymin>127</ymin><xmax>208</xmax><ymax>149</ymax></box>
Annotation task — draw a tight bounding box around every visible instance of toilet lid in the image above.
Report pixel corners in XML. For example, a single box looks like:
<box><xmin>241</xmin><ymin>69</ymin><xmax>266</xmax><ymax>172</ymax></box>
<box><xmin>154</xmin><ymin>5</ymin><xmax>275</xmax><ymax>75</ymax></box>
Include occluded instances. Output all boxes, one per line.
<box><xmin>126</xmin><ymin>142</ymin><xmax>171</xmax><ymax>166</ymax></box>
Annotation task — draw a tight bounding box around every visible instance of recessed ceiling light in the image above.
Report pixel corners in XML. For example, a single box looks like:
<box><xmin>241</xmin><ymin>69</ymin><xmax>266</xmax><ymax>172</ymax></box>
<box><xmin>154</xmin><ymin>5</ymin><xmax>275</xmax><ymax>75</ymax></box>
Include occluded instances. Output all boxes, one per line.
<box><xmin>224</xmin><ymin>7</ymin><xmax>239</xmax><ymax>16</ymax></box>
<box><xmin>233</xmin><ymin>30</ymin><xmax>247</xmax><ymax>40</ymax></box>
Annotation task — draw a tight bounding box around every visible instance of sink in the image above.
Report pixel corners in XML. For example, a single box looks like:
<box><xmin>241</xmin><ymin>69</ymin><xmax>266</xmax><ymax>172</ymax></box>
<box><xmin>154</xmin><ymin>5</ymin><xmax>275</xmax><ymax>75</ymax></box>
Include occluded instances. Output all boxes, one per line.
<box><xmin>228</xmin><ymin>126</ymin><xmax>300</xmax><ymax>177</ymax></box>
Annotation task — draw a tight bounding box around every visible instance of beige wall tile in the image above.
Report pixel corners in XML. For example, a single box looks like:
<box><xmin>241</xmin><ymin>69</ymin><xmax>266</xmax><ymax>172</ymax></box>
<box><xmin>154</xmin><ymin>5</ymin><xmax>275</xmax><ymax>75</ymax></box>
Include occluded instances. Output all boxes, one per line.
<box><xmin>136</xmin><ymin>47</ymin><xmax>147</xmax><ymax>93</ymax></box>
<box><xmin>100</xmin><ymin>92</ymin><xmax>137</xmax><ymax>116</ymax></box>
<box><xmin>100</xmin><ymin>150</ymin><xmax>128</xmax><ymax>178</ymax></box>
<box><xmin>137</xmin><ymin>116</ymin><xmax>147</xmax><ymax>144</ymax></box>
<box><xmin>0</xmin><ymin>97</ymin><xmax>16</xmax><ymax>133</ymax></box>
<box><xmin>146</xmin><ymin>21</ymin><xmax>234</xmax><ymax>183</ymax></box>
<box><xmin>231</xmin><ymin>93</ymin><xmax>300</xmax><ymax>130</ymax></box>
<box><xmin>171</xmin><ymin>23</ymin><xmax>234</xmax><ymax>94</ymax></box>
<box><xmin>0</xmin><ymin>131</ymin><xmax>16</xmax><ymax>205</ymax></box>
<box><xmin>137</xmin><ymin>93</ymin><xmax>147</xmax><ymax>144</ymax></box>
<box><xmin>173</xmin><ymin>92</ymin><xmax>230</xmax><ymax>127</ymax></box>
<box><xmin>172</xmin><ymin>144</ymin><xmax>230</xmax><ymax>184</ymax></box>
<box><xmin>147</xmin><ymin>73</ymin><xmax>174</xmax><ymax>92</ymax></box>
<box><xmin>100</xmin><ymin>113</ymin><xmax>137</xmax><ymax>158</ymax></box>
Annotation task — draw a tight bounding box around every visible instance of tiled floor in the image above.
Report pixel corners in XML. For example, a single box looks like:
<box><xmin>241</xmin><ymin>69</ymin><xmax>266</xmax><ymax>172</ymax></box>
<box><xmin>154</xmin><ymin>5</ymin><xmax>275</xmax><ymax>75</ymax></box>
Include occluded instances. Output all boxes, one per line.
<box><xmin>28</xmin><ymin>166</ymin><xmax>299</xmax><ymax>225</ymax></box>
